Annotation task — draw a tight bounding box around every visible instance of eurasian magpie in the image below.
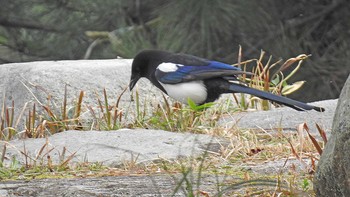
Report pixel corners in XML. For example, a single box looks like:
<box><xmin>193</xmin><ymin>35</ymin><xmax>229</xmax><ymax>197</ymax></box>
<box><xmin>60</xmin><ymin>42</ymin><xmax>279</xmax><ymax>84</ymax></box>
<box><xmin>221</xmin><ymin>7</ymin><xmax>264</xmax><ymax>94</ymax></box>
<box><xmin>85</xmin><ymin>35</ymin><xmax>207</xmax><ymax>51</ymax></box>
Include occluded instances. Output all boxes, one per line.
<box><xmin>129</xmin><ymin>50</ymin><xmax>324</xmax><ymax>112</ymax></box>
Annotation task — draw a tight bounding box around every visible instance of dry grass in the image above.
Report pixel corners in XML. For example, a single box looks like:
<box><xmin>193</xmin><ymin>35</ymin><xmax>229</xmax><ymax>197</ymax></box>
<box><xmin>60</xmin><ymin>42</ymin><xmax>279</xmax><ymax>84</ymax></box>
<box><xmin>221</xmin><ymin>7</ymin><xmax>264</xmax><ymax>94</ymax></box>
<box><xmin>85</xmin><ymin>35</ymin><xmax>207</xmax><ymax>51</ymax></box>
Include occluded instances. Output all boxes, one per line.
<box><xmin>0</xmin><ymin>105</ymin><xmax>326</xmax><ymax>195</ymax></box>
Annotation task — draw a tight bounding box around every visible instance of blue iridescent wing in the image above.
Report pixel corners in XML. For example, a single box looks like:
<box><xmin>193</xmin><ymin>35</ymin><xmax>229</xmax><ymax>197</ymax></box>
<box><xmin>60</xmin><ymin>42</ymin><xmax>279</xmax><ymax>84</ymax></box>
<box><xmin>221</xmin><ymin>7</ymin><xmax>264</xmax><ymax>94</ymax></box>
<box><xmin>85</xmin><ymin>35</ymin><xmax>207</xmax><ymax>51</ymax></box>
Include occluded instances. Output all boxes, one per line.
<box><xmin>155</xmin><ymin>61</ymin><xmax>247</xmax><ymax>84</ymax></box>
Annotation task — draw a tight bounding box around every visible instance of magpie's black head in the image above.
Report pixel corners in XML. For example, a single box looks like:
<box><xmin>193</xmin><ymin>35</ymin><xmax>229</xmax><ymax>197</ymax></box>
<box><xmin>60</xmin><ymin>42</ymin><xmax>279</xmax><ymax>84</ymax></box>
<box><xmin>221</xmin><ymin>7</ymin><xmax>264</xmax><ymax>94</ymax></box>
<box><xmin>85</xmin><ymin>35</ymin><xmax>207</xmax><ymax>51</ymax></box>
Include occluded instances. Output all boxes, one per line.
<box><xmin>129</xmin><ymin>50</ymin><xmax>172</xmax><ymax>90</ymax></box>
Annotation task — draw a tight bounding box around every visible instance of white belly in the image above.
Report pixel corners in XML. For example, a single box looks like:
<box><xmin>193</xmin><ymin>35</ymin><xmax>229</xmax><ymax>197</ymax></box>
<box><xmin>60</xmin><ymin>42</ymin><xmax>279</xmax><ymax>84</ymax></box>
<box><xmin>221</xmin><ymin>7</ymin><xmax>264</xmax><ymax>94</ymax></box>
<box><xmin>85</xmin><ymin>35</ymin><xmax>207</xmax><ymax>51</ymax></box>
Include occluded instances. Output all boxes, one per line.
<box><xmin>159</xmin><ymin>81</ymin><xmax>207</xmax><ymax>104</ymax></box>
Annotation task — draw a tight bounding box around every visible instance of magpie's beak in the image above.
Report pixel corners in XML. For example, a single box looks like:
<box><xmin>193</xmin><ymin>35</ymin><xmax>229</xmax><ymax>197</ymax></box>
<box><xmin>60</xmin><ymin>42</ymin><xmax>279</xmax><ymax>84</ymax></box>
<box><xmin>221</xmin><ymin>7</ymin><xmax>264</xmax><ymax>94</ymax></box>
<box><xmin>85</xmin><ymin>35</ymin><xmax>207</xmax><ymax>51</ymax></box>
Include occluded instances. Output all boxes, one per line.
<box><xmin>129</xmin><ymin>74</ymin><xmax>140</xmax><ymax>91</ymax></box>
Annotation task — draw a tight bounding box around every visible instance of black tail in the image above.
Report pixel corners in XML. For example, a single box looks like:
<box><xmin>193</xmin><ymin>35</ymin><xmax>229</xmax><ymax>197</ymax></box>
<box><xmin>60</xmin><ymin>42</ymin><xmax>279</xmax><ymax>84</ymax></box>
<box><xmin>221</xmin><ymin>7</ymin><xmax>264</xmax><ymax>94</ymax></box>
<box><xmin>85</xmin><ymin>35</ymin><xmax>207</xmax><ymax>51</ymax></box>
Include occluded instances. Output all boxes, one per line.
<box><xmin>228</xmin><ymin>84</ymin><xmax>325</xmax><ymax>112</ymax></box>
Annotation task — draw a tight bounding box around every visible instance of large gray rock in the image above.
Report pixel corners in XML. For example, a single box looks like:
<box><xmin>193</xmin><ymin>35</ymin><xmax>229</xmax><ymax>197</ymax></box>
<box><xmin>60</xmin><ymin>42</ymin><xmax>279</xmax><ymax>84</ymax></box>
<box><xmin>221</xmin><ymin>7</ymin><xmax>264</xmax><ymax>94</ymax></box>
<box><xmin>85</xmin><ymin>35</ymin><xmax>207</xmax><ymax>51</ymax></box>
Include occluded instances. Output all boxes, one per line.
<box><xmin>220</xmin><ymin>99</ymin><xmax>336</xmax><ymax>136</ymax></box>
<box><xmin>0</xmin><ymin>59</ymin><xmax>132</xmax><ymax>107</ymax></box>
<box><xmin>0</xmin><ymin>59</ymin><xmax>163</xmax><ymax>129</ymax></box>
<box><xmin>314</xmin><ymin>74</ymin><xmax>350</xmax><ymax>196</ymax></box>
<box><xmin>1</xmin><ymin>129</ymin><xmax>221</xmax><ymax>167</ymax></box>
<box><xmin>0</xmin><ymin>173</ymin><xmax>238</xmax><ymax>197</ymax></box>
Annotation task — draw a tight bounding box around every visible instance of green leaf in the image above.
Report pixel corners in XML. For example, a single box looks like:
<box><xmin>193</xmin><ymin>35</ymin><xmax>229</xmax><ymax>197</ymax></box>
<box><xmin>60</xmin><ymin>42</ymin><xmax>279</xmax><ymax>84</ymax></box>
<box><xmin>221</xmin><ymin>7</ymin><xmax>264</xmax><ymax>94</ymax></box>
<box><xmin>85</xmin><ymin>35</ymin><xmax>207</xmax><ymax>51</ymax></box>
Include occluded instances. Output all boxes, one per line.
<box><xmin>195</xmin><ymin>102</ymin><xmax>215</xmax><ymax>111</ymax></box>
<box><xmin>0</xmin><ymin>35</ymin><xmax>8</xmax><ymax>45</ymax></box>
<box><xmin>187</xmin><ymin>98</ymin><xmax>214</xmax><ymax>111</ymax></box>
<box><xmin>271</xmin><ymin>75</ymin><xmax>280</xmax><ymax>86</ymax></box>
<box><xmin>282</xmin><ymin>80</ymin><xmax>288</xmax><ymax>87</ymax></box>
<box><xmin>187</xmin><ymin>98</ymin><xmax>198</xmax><ymax>110</ymax></box>
<box><xmin>281</xmin><ymin>81</ymin><xmax>305</xmax><ymax>95</ymax></box>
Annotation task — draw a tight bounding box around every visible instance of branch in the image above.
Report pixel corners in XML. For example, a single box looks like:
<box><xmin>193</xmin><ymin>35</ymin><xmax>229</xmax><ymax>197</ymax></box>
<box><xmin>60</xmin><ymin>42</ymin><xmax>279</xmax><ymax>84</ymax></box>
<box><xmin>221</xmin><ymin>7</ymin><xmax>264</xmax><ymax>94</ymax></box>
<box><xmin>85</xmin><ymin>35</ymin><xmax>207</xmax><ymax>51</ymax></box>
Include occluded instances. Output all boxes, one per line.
<box><xmin>0</xmin><ymin>17</ymin><xmax>58</xmax><ymax>32</ymax></box>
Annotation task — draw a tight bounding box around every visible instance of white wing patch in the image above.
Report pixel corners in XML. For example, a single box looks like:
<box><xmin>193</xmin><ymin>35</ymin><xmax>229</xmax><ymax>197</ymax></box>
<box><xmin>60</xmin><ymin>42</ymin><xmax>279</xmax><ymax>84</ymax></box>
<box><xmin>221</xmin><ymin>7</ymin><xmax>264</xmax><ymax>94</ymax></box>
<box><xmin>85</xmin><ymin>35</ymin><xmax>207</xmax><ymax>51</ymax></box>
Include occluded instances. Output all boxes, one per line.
<box><xmin>159</xmin><ymin>81</ymin><xmax>207</xmax><ymax>104</ymax></box>
<box><xmin>157</xmin><ymin>62</ymin><xmax>183</xmax><ymax>72</ymax></box>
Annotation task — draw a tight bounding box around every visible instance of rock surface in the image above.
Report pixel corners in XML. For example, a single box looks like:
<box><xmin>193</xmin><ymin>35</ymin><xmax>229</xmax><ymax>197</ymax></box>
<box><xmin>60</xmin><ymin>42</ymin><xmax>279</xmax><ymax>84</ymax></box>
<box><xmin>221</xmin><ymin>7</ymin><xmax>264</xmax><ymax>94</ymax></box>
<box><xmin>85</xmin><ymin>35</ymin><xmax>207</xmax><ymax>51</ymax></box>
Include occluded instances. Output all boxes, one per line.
<box><xmin>221</xmin><ymin>99</ymin><xmax>336</xmax><ymax>136</ymax></box>
<box><xmin>314</xmin><ymin>74</ymin><xmax>350</xmax><ymax>196</ymax></box>
<box><xmin>1</xmin><ymin>129</ymin><xmax>222</xmax><ymax>167</ymax></box>
<box><xmin>0</xmin><ymin>175</ymin><xmax>181</xmax><ymax>196</ymax></box>
<box><xmin>0</xmin><ymin>59</ymin><xmax>132</xmax><ymax>107</ymax></box>
<box><xmin>0</xmin><ymin>174</ymin><xmax>239</xmax><ymax>197</ymax></box>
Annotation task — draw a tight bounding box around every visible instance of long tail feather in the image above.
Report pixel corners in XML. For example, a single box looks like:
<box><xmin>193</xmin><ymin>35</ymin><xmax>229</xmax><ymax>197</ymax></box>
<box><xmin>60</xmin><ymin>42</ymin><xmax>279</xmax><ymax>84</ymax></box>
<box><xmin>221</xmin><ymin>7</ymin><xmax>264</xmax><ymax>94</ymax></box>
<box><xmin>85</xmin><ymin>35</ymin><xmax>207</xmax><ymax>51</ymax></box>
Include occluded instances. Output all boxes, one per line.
<box><xmin>228</xmin><ymin>84</ymin><xmax>325</xmax><ymax>112</ymax></box>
